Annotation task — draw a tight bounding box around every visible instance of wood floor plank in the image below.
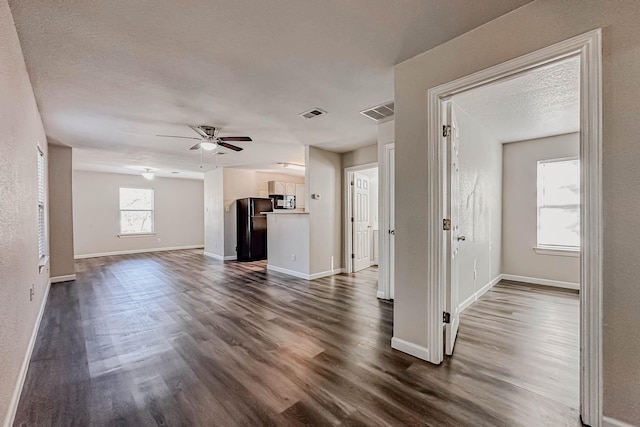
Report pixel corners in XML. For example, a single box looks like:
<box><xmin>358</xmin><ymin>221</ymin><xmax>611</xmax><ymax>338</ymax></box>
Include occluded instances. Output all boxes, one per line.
<box><xmin>13</xmin><ymin>250</ymin><xmax>580</xmax><ymax>426</ymax></box>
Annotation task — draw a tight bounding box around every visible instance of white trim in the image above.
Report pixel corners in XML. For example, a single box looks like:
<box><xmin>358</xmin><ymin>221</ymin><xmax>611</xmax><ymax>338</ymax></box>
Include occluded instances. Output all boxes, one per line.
<box><xmin>376</xmin><ymin>290</ymin><xmax>386</xmax><ymax>299</ymax></box>
<box><xmin>603</xmin><ymin>416</ymin><xmax>638</xmax><ymax>427</ymax></box>
<box><xmin>74</xmin><ymin>245</ymin><xmax>204</xmax><ymax>259</ymax></box>
<box><xmin>501</xmin><ymin>274</ymin><xmax>580</xmax><ymax>291</ymax></box>
<box><xmin>458</xmin><ymin>274</ymin><xmax>502</xmax><ymax>313</ymax></box>
<box><xmin>391</xmin><ymin>337</ymin><xmax>430</xmax><ymax>361</ymax></box>
<box><xmin>50</xmin><ymin>274</ymin><xmax>76</xmax><ymax>283</ymax></box>
<box><xmin>343</xmin><ymin>162</ymin><xmax>378</xmax><ymax>274</ymax></box>
<box><xmin>425</xmin><ymin>30</ymin><xmax>602</xmax><ymax>425</ymax></box>
<box><xmin>266</xmin><ymin>264</ymin><xmax>343</xmax><ymax>280</ymax></box>
<box><xmin>533</xmin><ymin>246</ymin><xmax>580</xmax><ymax>257</ymax></box>
<box><xmin>203</xmin><ymin>252</ymin><xmax>237</xmax><ymax>261</ymax></box>
<box><xmin>3</xmin><ymin>278</ymin><xmax>51</xmax><ymax>427</ymax></box>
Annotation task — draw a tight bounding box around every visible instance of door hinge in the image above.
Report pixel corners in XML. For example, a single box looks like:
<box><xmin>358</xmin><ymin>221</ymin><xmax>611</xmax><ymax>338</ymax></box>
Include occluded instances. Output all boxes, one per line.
<box><xmin>351</xmin><ymin>217</ymin><xmax>354</xmax><ymax>222</ymax></box>
<box><xmin>443</xmin><ymin>312</ymin><xmax>451</xmax><ymax>324</ymax></box>
<box><xmin>443</xmin><ymin>125</ymin><xmax>451</xmax><ymax>137</ymax></box>
<box><xmin>351</xmin><ymin>253</ymin><xmax>355</xmax><ymax>259</ymax></box>
<box><xmin>443</xmin><ymin>219</ymin><xmax>451</xmax><ymax>231</ymax></box>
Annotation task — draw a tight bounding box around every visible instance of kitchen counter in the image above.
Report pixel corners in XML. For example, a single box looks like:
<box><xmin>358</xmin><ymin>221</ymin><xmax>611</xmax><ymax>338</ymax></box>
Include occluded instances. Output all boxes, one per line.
<box><xmin>262</xmin><ymin>210</ymin><xmax>309</xmax><ymax>214</ymax></box>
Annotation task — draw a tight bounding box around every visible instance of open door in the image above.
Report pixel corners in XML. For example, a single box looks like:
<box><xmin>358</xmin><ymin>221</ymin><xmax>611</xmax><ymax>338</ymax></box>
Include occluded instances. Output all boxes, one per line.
<box><xmin>388</xmin><ymin>147</ymin><xmax>395</xmax><ymax>299</ymax></box>
<box><xmin>445</xmin><ymin>102</ymin><xmax>462</xmax><ymax>355</ymax></box>
<box><xmin>352</xmin><ymin>171</ymin><xmax>371</xmax><ymax>272</ymax></box>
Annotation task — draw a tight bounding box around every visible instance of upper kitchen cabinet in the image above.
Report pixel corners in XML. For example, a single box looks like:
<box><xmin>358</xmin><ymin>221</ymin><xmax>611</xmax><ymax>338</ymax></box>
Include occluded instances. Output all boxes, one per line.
<box><xmin>268</xmin><ymin>181</ymin><xmax>286</xmax><ymax>195</ymax></box>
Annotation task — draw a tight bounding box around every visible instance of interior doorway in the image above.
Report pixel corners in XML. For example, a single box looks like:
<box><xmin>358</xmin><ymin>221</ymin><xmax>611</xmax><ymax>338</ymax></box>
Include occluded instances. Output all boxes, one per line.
<box><xmin>344</xmin><ymin>164</ymin><xmax>379</xmax><ymax>274</ymax></box>
<box><xmin>423</xmin><ymin>30</ymin><xmax>602</xmax><ymax>425</ymax></box>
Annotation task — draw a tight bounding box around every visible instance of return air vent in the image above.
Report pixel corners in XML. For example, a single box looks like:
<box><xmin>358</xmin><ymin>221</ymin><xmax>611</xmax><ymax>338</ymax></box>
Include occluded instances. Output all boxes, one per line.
<box><xmin>360</xmin><ymin>101</ymin><xmax>394</xmax><ymax>122</ymax></box>
<box><xmin>299</xmin><ymin>108</ymin><xmax>327</xmax><ymax>119</ymax></box>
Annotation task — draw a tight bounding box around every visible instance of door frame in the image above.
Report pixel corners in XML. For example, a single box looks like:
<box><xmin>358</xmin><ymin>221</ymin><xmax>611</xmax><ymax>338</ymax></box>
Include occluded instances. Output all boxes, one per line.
<box><xmin>426</xmin><ymin>30</ymin><xmax>602</xmax><ymax>426</ymax></box>
<box><xmin>343</xmin><ymin>162</ymin><xmax>378</xmax><ymax>274</ymax></box>
<box><xmin>379</xmin><ymin>143</ymin><xmax>395</xmax><ymax>299</ymax></box>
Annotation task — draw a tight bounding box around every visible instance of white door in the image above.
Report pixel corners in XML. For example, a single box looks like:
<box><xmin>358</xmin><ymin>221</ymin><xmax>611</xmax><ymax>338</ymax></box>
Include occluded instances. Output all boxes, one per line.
<box><xmin>353</xmin><ymin>172</ymin><xmax>371</xmax><ymax>272</ymax></box>
<box><xmin>388</xmin><ymin>148</ymin><xmax>395</xmax><ymax>299</ymax></box>
<box><xmin>445</xmin><ymin>103</ymin><xmax>462</xmax><ymax>355</ymax></box>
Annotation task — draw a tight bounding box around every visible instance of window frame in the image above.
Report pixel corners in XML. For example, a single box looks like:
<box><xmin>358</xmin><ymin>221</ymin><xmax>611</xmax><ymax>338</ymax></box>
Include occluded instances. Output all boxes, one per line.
<box><xmin>118</xmin><ymin>187</ymin><xmax>155</xmax><ymax>236</ymax></box>
<box><xmin>37</xmin><ymin>147</ymin><xmax>47</xmax><ymax>260</ymax></box>
<box><xmin>536</xmin><ymin>156</ymin><xmax>580</xmax><ymax>252</ymax></box>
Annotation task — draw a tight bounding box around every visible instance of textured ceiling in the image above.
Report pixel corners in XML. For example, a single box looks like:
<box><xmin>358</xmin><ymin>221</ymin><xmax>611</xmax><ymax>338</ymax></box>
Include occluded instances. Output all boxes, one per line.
<box><xmin>453</xmin><ymin>56</ymin><xmax>580</xmax><ymax>143</ymax></box>
<box><xmin>9</xmin><ymin>0</ymin><xmax>531</xmax><ymax>178</ymax></box>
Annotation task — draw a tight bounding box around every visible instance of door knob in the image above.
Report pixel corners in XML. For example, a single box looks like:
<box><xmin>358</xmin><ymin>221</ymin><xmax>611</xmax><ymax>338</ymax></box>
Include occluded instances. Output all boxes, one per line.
<box><xmin>390</xmin><ymin>230</ymin><xmax>395</xmax><ymax>235</ymax></box>
<box><xmin>457</xmin><ymin>235</ymin><xmax>466</xmax><ymax>241</ymax></box>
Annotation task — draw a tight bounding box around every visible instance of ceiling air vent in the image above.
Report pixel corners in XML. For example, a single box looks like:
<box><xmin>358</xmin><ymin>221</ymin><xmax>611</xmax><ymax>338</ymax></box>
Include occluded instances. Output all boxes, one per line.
<box><xmin>299</xmin><ymin>108</ymin><xmax>327</xmax><ymax>119</ymax></box>
<box><xmin>360</xmin><ymin>101</ymin><xmax>394</xmax><ymax>122</ymax></box>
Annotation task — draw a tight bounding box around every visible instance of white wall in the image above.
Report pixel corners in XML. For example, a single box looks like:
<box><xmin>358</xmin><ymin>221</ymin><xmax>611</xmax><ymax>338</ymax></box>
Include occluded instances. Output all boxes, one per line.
<box><xmin>453</xmin><ymin>103</ymin><xmax>502</xmax><ymax>306</ymax></box>
<box><xmin>0</xmin><ymin>0</ymin><xmax>51</xmax><ymax>424</ymax></box>
<box><xmin>266</xmin><ymin>214</ymin><xmax>310</xmax><ymax>275</ymax></box>
<box><xmin>204</xmin><ymin>168</ymin><xmax>224</xmax><ymax>257</ymax></box>
<box><xmin>502</xmin><ymin>133</ymin><xmax>580</xmax><ymax>284</ymax></box>
<box><xmin>342</xmin><ymin>143</ymin><xmax>377</xmax><ymax>169</ymax></box>
<box><xmin>307</xmin><ymin>146</ymin><xmax>342</xmax><ymax>274</ymax></box>
<box><xmin>394</xmin><ymin>1</ymin><xmax>640</xmax><ymax>423</ymax></box>
<box><xmin>73</xmin><ymin>171</ymin><xmax>204</xmax><ymax>257</ymax></box>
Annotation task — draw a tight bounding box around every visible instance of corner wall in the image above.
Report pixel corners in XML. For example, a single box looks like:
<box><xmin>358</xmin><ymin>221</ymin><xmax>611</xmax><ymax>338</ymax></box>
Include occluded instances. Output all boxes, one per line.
<box><xmin>0</xmin><ymin>0</ymin><xmax>51</xmax><ymax>424</ymax></box>
<box><xmin>394</xmin><ymin>1</ymin><xmax>640</xmax><ymax>423</ymax></box>
<box><xmin>47</xmin><ymin>144</ymin><xmax>75</xmax><ymax>279</ymax></box>
<box><xmin>73</xmin><ymin>171</ymin><xmax>204</xmax><ymax>257</ymax></box>
<box><xmin>502</xmin><ymin>133</ymin><xmax>580</xmax><ymax>284</ymax></box>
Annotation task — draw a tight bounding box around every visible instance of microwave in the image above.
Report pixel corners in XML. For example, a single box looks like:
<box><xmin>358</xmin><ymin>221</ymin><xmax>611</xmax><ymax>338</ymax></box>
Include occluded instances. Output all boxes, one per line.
<box><xmin>271</xmin><ymin>194</ymin><xmax>296</xmax><ymax>209</ymax></box>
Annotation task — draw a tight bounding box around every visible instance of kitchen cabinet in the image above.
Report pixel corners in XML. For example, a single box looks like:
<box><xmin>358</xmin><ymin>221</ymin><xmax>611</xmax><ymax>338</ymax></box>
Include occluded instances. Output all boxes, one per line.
<box><xmin>268</xmin><ymin>181</ymin><xmax>286</xmax><ymax>195</ymax></box>
<box><xmin>295</xmin><ymin>183</ymin><xmax>305</xmax><ymax>209</ymax></box>
<box><xmin>285</xmin><ymin>182</ymin><xmax>296</xmax><ymax>196</ymax></box>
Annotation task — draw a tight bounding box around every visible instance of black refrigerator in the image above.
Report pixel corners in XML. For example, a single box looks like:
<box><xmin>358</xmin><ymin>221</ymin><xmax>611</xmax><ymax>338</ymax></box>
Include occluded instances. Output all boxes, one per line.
<box><xmin>236</xmin><ymin>198</ymin><xmax>273</xmax><ymax>261</ymax></box>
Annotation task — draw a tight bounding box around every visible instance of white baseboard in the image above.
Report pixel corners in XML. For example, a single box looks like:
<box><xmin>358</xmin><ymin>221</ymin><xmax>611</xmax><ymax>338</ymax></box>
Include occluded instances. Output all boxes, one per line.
<box><xmin>50</xmin><ymin>274</ymin><xmax>76</xmax><ymax>283</ymax></box>
<box><xmin>501</xmin><ymin>274</ymin><xmax>580</xmax><ymax>291</ymax></box>
<box><xmin>604</xmin><ymin>416</ymin><xmax>638</xmax><ymax>427</ymax></box>
<box><xmin>459</xmin><ymin>274</ymin><xmax>502</xmax><ymax>313</ymax></box>
<box><xmin>75</xmin><ymin>245</ymin><xmax>204</xmax><ymax>259</ymax></box>
<box><xmin>267</xmin><ymin>264</ymin><xmax>310</xmax><ymax>279</ymax></box>
<box><xmin>266</xmin><ymin>265</ymin><xmax>343</xmax><ymax>280</ymax></box>
<box><xmin>391</xmin><ymin>337</ymin><xmax>430</xmax><ymax>362</ymax></box>
<box><xmin>3</xmin><ymin>278</ymin><xmax>51</xmax><ymax>427</ymax></box>
<box><xmin>308</xmin><ymin>268</ymin><xmax>344</xmax><ymax>280</ymax></box>
<box><xmin>204</xmin><ymin>252</ymin><xmax>236</xmax><ymax>261</ymax></box>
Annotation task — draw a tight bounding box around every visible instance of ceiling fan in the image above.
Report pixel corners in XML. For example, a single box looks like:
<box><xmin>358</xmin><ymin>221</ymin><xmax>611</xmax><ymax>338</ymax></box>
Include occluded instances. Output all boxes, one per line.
<box><xmin>156</xmin><ymin>125</ymin><xmax>252</xmax><ymax>152</ymax></box>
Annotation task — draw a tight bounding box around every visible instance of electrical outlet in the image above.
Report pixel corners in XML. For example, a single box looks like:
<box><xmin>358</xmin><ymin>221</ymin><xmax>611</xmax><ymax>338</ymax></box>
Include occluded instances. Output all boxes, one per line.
<box><xmin>157</xmin><ymin>238</ymin><xmax>161</xmax><ymax>243</ymax></box>
<box><xmin>291</xmin><ymin>254</ymin><xmax>296</xmax><ymax>261</ymax></box>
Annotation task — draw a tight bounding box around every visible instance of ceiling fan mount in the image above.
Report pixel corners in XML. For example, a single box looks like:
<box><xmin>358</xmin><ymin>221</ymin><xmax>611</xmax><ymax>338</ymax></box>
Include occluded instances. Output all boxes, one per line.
<box><xmin>156</xmin><ymin>125</ymin><xmax>252</xmax><ymax>152</ymax></box>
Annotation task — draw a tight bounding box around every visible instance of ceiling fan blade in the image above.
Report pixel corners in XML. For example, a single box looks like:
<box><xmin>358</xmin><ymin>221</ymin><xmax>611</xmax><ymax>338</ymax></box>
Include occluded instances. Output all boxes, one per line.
<box><xmin>156</xmin><ymin>134</ymin><xmax>202</xmax><ymax>140</ymax></box>
<box><xmin>189</xmin><ymin>143</ymin><xmax>201</xmax><ymax>150</ymax></box>
<box><xmin>218</xmin><ymin>142</ymin><xmax>243</xmax><ymax>152</ymax></box>
<box><xmin>189</xmin><ymin>125</ymin><xmax>210</xmax><ymax>139</ymax></box>
<box><xmin>219</xmin><ymin>136</ymin><xmax>252</xmax><ymax>142</ymax></box>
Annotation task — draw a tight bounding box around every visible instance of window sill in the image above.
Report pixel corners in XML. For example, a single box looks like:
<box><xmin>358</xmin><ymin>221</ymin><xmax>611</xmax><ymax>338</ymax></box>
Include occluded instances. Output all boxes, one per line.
<box><xmin>533</xmin><ymin>246</ymin><xmax>580</xmax><ymax>257</ymax></box>
<box><xmin>118</xmin><ymin>233</ymin><xmax>156</xmax><ymax>238</ymax></box>
<box><xmin>38</xmin><ymin>255</ymin><xmax>49</xmax><ymax>274</ymax></box>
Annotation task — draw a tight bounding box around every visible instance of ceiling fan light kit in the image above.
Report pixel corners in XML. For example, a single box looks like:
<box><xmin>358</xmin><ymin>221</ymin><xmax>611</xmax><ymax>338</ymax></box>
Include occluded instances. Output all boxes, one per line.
<box><xmin>157</xmin><ymin>125</ymin><xmax>252</xmax><ymax>154</ymax></box>
<box><xmin>200</xmin><ymin>141</ymin><xmax>217</xmax><ymax>151</ymax></box>
<box><xmin>141</xmin><ymin>168</ymin><xmax>155</xmax><ymax>180</ymax></box>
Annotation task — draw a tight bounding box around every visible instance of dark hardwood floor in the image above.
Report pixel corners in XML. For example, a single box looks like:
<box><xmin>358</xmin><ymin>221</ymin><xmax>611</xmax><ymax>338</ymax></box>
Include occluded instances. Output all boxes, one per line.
<box><xmin>14</xmin><ymin>250</ymin><xmax>580</xmax><ymax>426</ymax></box>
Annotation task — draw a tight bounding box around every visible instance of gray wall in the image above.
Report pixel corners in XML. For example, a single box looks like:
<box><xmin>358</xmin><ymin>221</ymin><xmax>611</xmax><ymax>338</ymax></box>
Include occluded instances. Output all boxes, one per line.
<box><xmin>454</xmin><ymin>103</ymin><xmax>502</xmax><ymax>305</ymax></box>
<box><xmin>307</xmin><ymin>146</ymin><xmax>342</xmax><ymax>274</ymax></box>
<box><xmin>502</xmin><ymin>133</ymin><xmax>580</xmax><ymax>284</ymax></box>
<box><xmin>73</xmin><ymin>171</ymin><xmax>204</xmax><ymax>257</ymax></box>
<box><xmin>47</xmin><ymin>144</ymin><xmax>75</xmax><ymax>278</ymax></box>
<box><xmin>394</xmin><ymin>1</ymin><xmax>640</xmax><ymax>423</ymax></box>
<box><xmin>342</xmin><ymin>143</ymin><xmax>377</xmax><ymax>169</ymax></box>
<box><xmin>0</xmin><ymin>0</ymin><xmax>51</xmax><ymax>423</ymax></box>
<box><xmin>204</xmin><ymin>168</ymin><xmax>224</xmax><ymax>257</ymax></box>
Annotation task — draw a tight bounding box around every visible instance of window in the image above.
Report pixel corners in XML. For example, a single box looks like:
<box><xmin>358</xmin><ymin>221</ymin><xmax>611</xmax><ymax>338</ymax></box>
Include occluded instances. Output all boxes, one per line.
<box><xmin>37</xmin><ymin>148</ymin><xmax>46</xmax><ymax>259</ymax></box>
<box><xmin>119</xmin><ymin>188</ymin><xmax>154</xmax><ymax>234</ymax></box>
<box><xmin>537</xmin><ymin>158</ymin><xmax>580</xmax><ymax>249</ymax></box>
